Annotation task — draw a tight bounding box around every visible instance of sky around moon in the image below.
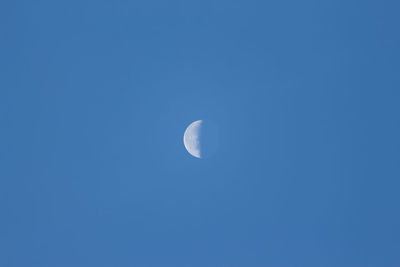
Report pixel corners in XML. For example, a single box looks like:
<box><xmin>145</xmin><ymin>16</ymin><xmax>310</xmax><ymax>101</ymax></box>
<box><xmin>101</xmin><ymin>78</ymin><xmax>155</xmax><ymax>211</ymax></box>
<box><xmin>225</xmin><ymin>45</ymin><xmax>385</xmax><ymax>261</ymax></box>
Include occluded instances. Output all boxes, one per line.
<box><xmin>1</xmin><ymin>0</ymin><xmax>400</xmax><ymax>266</ymax></box>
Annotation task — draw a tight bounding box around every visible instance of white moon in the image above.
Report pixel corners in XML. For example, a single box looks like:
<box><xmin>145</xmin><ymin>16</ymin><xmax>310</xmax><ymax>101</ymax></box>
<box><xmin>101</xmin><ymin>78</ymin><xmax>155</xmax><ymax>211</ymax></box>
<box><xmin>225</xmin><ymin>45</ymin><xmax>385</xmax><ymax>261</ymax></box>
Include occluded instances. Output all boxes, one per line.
<box><xmin>183</xmin><ymin>120</ymin><xmax>202</xmax><ymax>158</ymax></box>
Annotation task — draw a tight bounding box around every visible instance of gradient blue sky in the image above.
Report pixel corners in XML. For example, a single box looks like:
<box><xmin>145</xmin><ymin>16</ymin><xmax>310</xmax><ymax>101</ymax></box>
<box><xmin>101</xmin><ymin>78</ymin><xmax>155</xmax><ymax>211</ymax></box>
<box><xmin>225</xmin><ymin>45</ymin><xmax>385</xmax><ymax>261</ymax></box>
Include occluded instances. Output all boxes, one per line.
<box><xmin>1</xmin><ymin>0</ymin><xmax>400</xmax><ymax>266</ymax></box>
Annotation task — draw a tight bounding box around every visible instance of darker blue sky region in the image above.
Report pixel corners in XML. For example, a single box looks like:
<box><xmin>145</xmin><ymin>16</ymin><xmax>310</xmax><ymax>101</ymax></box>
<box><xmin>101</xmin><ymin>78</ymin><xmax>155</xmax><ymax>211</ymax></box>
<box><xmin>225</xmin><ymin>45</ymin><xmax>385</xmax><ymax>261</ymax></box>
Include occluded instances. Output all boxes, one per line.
<box><xmin>1</xmin><ymin>0</ymin><xmax>400</xmax><ymax>266</ymax></box>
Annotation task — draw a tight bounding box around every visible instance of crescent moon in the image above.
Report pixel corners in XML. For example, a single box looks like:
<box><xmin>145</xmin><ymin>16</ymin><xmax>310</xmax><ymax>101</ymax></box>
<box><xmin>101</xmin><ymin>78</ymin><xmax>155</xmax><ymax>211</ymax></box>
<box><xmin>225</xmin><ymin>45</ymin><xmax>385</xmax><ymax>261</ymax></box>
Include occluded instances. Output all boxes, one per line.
<box><xmin>183</xmin><ymin>120</ymin><xmax>202</xmax><ymax>158</ymax></box>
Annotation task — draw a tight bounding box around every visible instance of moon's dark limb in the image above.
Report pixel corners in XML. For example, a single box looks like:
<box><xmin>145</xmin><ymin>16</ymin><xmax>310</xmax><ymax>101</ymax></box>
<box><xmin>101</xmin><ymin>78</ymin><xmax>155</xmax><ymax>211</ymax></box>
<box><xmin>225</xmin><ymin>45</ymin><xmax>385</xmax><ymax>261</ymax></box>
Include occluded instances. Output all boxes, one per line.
<box><xmin>198</xmin><ymin>120</ymin><xmax>219</xmax><ymax>159</ymax></box>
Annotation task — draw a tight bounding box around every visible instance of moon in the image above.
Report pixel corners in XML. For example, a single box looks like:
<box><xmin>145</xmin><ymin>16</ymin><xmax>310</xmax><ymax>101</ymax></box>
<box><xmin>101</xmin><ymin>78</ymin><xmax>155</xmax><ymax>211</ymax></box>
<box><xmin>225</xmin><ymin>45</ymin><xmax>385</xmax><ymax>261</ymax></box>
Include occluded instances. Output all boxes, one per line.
<box><xmin>183</xmin><ymin>120</ymin><xmax>202</xmax><ymax>158</ymax></box>
<box><xmin>183</xmin><ymin>120</ymin><xmax>219</xmax><ymax>159</ymax></box>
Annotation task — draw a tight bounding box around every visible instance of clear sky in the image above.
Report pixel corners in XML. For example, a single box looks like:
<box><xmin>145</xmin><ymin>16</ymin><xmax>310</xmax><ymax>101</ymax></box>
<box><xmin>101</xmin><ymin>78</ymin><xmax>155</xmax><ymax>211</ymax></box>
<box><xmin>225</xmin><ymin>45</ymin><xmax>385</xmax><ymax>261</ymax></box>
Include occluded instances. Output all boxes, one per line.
<box><xmin>1</xmin><ymin>0</ymin><xmax>400</xmax><ymax>266</ymax></box>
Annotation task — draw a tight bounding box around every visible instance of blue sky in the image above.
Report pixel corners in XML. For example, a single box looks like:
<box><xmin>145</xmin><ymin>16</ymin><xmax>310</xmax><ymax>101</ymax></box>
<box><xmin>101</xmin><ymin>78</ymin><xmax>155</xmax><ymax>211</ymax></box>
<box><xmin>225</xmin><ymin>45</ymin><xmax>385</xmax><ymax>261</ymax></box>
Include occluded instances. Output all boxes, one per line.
<box><xmin>1</xmin><ymin>0</ymin><xmax>400</xmax><ymax>266</ymax></box>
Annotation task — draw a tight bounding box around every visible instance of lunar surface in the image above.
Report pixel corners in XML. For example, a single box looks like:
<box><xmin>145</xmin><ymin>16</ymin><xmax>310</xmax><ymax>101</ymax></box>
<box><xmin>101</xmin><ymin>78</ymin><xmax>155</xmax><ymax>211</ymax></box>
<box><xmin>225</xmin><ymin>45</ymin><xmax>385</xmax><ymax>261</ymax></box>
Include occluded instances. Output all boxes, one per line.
<box><xmin>183</xmin><ymin>120</ymin><xmax>202</xmax><ymax>158</ymax></box>
<box><xmin>183</xmin><ymin>120</ymin><xmax>218</xmax><ymax>159</ymax></box>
